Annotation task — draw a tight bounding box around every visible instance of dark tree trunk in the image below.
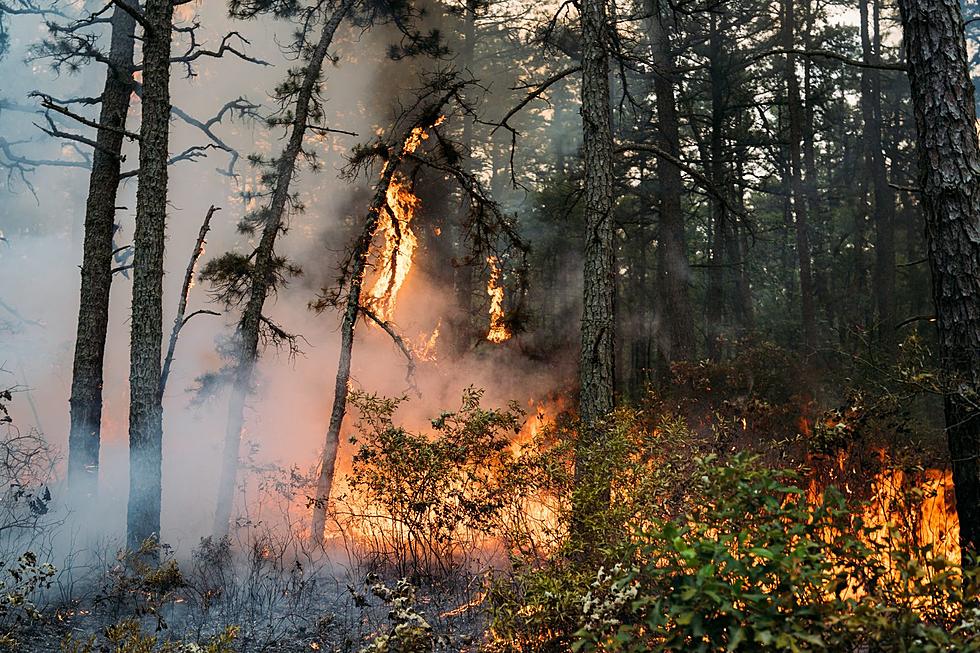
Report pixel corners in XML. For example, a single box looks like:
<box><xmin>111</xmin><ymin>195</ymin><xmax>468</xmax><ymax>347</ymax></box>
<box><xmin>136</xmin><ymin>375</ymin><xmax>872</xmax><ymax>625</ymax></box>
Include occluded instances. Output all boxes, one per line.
<box><xmin>572</xmin><ymin>0</ymin><xmax>615</xmax><ymax>544</ymax></box>
<box><xmin>577</xmin><ymin>0</ymin><xmax>615</xmax><ymax>431</ymax></box>
<box><xmin>451</xmin><ymin>0</ymin><xmax>478</xmax><ymax>356</ymax></box>
<box><xmin>67</xmin><ymin>0</ymin><xmax>136</xmax><ymax>502</ymax></box>
<box><xmin>897</xmin><ymin>0</ymin><xmax>980</xmax><ymax>561</ymax></box>
<box><xmin>213</xmin><ymin>0</ymin><xmax>355</xmax><ymax>538</ymax></box>
<box><xmin>861</xmin><ymin>0</ymin><xmax>898</xmax><ymax>354</ymax></box>
<box><xmin>647</xmin><ymin>1</ymin><xmax>694</xmax><ymax>364</ymax></box>
<box><xmin>782</xmin><ymin>0</ymin><xmax>817</xmax><ymax>351</ymax></box>
<box><xmin>127</xmin><ymin>0</ymin><xmax>173</xmax><ymax>551</ymax></box>
<box><xmin>732</xmin><ymin>112</ymin><xmax>754</xmax><ymax>332</ymax></box>
<box><xmin>705</xmin><ymin>13</ymin><xmax>728</xmax><ymax>360</ymax></box>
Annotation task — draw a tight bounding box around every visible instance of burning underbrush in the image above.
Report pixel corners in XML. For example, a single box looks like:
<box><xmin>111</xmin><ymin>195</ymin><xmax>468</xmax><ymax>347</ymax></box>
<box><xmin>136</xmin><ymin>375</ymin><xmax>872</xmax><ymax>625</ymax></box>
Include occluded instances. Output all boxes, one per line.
<box><xmin>1</xmin><ymin>339</ymin><xmax>977</xmax><ymax>651</ymax></box>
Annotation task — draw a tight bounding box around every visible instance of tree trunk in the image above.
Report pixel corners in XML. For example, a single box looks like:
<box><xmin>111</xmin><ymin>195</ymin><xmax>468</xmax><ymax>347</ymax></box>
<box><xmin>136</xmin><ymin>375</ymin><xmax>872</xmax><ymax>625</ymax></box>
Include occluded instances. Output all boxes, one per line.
<box><xmin>861</xmin><ymin>0</ymin><xmax>898</xmax><ymax>355</ymax></box>
<box><xmin>782</xmin><ymin>0</ymin><xmax>817</xmax><ymax>351</ymax></box>
<box><xmin>704</xmin><ymin>13</ymin><xmax>728</xmax><ymax>360</ymax></box>
<box><xmin>897</xmin><ymin>0</ymin><xmax>980</xmax><ymax>561</ymax></box>
<box><xmin>67</xmin><ymin>0</ymin><xmax>136</xmax><ymax>503</ymax></box>
<box><xmin>732</xmin><ymin>112</ymin><xmax>754</xmax><ymax>332</ymax></box>
<box><xmin>159</xmin><ymin>206</ymin><xmax>216</xmax><ymax>398</ymax></box>
<box><xmin>127</xmin><ymin>0</ymin><xmax>173</xmax><ymax>551</ymax></box>
<box><xmin>213</xmin><ymin>0</ymin><xmax>355</xmax><ymax>538</ymax></box>
<box><xmin>647</xmin><ymin>0</ymin><xmax>694</xmax><ymax>364</ymax></box>
<box><xmin>309</xmin><ymin>167</ymin><xmax>395</xmax><ymax>545</ymax></box>
<box><xmin>572</xmin><ymin>0</ymin><xmax>615</xmax><ymax>543</ymax></box>
<box><xmin>451</xmin><ymin>0</ymin><xmax>478</xmax><ymax>356</ymax></box>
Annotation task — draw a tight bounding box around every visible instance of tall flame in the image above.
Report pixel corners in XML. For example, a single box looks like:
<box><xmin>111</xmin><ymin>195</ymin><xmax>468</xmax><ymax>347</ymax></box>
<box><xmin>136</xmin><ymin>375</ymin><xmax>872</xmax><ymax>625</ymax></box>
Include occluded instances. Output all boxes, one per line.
<box><xmin>365</xmin><ymin>177</ymin><xmax>420</xmax><ymax>320</ymax></box>
<box><xmin>486</xmin><ymin>256</ymin><xmax>512</xmax><ymax>343</ymax></box>
<box><xmin>363</xmin><ymin>118</ymin><xmax>444</xmax><ymax>321</ymax></box>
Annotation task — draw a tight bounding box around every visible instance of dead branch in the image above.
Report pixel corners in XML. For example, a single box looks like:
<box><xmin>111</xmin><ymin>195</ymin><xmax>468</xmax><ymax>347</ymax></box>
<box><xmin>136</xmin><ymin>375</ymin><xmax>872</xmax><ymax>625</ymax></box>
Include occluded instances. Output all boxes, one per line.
<box><xmin>361</xmin><ymin>307</ymin><xmax>419</xmax><ymax>395</ymax></box>
<box><xmin>159</xmin><ymin>205</ymin><xmax>219</xmax><ymax>398</ymax></box>
<box><xmin>617</xmin><ymin>141</ymin><xmax>749</xmax><ymax>222</ymax></box>
<box><xmin>32</xmin><ymin>92</ymin><xmax>140</xmax><ymax>140</ymax></box>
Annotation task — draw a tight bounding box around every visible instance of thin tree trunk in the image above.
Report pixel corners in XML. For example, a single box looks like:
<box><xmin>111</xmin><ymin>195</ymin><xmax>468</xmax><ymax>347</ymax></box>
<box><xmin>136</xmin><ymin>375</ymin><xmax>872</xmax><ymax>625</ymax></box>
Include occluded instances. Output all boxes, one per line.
<box><xmin>732</xmin><ymin>111</ymin><xmax>754</xmax><ymax>332</ymax></box>
<box><xmin>647</xmin><ymin>0</ymin><xmax>694</xmax><ymax>364</ymax></box>
<box><xmin>861</xmin><ymin>0</ymin><xmax>898</xmax><ymax>354</ymax></box>
<box><xmin>897</xmin><ymin>0</ymin><xmax>980</xmax><ymax>561</ymax></box>
<box><xmin>309</xmin><ymin>168</ymin><xmax>395</xmax><ymax>545</ymax></box>
<box><xmin>127</xmin><ymin>0</ymin><xmax>173</xmax><ymax>551</ymax></box>
<box><xmin>213</xmin><ymin>0</ymin><xmax>355</xmax><ymax>538</ymax></box>
<box><xmin>572</xmin><ymin>0</ymin><xmax>615</xmax><ymax>543</ymax></box>
<box><xmin>67</xmin><ymin>0</ymin><xmax>137</xmax><ymax>502</ymax></box>
<box><xmin>782</xmin><ymin>0</ymin><xmax>817</xmax><ymax>351</ymax></box>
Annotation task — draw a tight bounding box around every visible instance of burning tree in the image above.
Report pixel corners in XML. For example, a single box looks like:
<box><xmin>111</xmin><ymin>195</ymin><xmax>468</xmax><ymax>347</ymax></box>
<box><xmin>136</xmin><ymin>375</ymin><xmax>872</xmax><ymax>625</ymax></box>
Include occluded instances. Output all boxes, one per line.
<box><xmin>308</xmin><ymin>69</ymin><xmax>528</xmax><ymax>545</ymax></box>
<box><xmin>203</xmin><ymin>0</ymin><xmax>458</xmax><ymax>539</ymax></box>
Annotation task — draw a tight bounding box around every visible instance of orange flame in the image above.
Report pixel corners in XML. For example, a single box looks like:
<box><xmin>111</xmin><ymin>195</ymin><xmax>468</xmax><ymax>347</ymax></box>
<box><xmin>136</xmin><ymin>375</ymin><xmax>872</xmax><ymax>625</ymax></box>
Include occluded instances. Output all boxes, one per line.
<box><xmin>486</xmin><ymin>256</ymin><xmax>511</xmax><ymax>343</ymax></box>
<box><xmin>365</xmin><ymin>176</ymin><xmax>420</xmax><ymax>321</ymax></box>
<box><xmin>410</xmin><ymin>320</ymin><xmax>441</xmax><ymax>362</ymax></box>
<box><xmin>363</xmin><ymin>117</ymin><xmax>445</xmax><ymax>321</ymax></box>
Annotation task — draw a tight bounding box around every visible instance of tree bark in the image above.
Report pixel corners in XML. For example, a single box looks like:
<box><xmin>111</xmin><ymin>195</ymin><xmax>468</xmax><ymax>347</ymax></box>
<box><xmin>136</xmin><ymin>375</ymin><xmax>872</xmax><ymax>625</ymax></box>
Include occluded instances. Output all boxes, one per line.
<box><xmin>572</xmin><ymin>0</ymin><xmax>615</xmax><ymax>543</ymax></box>
<box><xmin>67</xmin><ymin>0</ymin><xmax>137</xmax><ymax>503</ymax></box>
<box><xmin>782</xmin><ymin>0</ymin><xmax>817</xmax><ymax>351</ymax></box>
<box><xmin>647</xmin><ymin>0</ymin><xmax>694</xmax><ymax>364</ymax></box>
<box><xmin>897</xmin><ymin>0</ymin><xmax>980</xmax><ymax>561</ymax></box>
<box><xmin>451</xmin><ymin>0</ymin><xmax>478</xmax><ymax>356</ymax></box>
<box><xmin>127</xmin><ymin>0</ymin><xmax>173</xmax><ymax>551</ymax></box>
<box><xmin>213</xmin><ymin>0</ymin><xmax>355</xmax><ymax>539</ymax></box>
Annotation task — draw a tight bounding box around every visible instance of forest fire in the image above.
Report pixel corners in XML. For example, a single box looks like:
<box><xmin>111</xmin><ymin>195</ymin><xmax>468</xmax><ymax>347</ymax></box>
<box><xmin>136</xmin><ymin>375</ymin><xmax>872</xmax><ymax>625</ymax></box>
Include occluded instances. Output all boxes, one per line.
<box><xmin>805</xmin><ymin>444</ymin><xmax>961</xmax><ymax>591</ymax></box>
<box><xmin>6</xmin><ymin>0</ymin><xmax>980</xmax><ymax>646</ymax></box>
<box><xmin>486</xmin><ymin>255</ymin><xmax>511</xmax><ymax>343</ymax></box>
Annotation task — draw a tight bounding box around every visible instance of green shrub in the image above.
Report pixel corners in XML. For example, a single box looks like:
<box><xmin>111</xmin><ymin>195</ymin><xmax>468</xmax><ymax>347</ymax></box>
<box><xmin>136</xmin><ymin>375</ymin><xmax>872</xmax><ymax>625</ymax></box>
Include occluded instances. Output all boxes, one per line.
<box><xmin>572</xmin><ymin>455</ymin><xmax>978</xmax><ymax>653</ymax></box>
<box><xmin>339</xmin><ymin>388</ymin><xmax>534</xmax><ymax>579</ymax></box>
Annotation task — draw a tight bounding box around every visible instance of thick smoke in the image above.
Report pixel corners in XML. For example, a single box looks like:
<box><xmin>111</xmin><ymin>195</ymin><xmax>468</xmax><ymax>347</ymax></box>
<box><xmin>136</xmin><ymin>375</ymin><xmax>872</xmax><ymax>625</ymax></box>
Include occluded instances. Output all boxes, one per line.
<box><xmin>0</xmin><ymin>0</ymin><xmax>581</xmax><ymax>555</ymax></box>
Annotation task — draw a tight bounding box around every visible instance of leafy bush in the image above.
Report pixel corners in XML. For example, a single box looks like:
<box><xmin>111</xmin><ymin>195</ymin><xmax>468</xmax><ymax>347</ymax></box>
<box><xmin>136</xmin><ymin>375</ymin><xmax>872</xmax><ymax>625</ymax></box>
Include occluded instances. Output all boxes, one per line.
<box><xmin>359</xmin><ymin>578</ymin><xmax>434</xmax><ymax>653</ymax></box>
<box><xmin>338</xmin><ymin>388</ymin><xmax>532</xmax><ymax>579</ymax></box>
<box><xmin>486</xmin><ymin>410</ymin><xmax>704</xmax><ymax>651</ymax></box>
<box><xmin>572</xmin><ymin>455</ymin><xmax>978</xmax><ymax>653</ymax></box>
<box><xmin>100</xmin><ymin>540</ymin><xmax>186</xmax><ymax>629</ymax></box>
<box><xmin>488</xmin><ymin>434</ymin><xmax>977</xmax><ymax>653</ymax></box>
<box><xmin>0</xmin><ymin>550</ymin><xmax>55</xmax><ymax>647</ymax></box>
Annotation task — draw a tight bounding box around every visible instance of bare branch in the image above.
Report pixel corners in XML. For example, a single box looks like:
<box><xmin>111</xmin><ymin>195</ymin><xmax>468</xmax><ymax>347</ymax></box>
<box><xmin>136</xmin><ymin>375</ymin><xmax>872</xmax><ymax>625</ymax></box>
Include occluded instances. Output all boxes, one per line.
<box><xmin>360</xmin><ymin>307</ymin><xmax>419</xmax><ymax>395</ymax></box>
<box><xmin>490</xmin><ymin>65</ymin><xmax>581</xmax><ymax>136</ymax></box>
<box><xmin>32</xmin><ymin>92</ymin><xmax>140</xmax><ymax>140</ymax></box>
<box><xmin>757</xmin><ymin>48</ymin><xmax>906</xmax><ymax>72</ymax></box>
<box><xmin>160</xmin><ymin>205</ymin><xmax>219</xmax><ymax>397</ymax></box>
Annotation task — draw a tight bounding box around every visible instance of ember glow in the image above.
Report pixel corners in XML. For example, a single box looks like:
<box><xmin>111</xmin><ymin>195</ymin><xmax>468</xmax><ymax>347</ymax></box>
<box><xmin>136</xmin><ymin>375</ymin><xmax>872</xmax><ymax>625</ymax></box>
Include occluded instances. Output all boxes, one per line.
<box><xmin>486</xmin><ymin>256</ymin><xmax>511</xmax><ymax>343</ymax></box>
